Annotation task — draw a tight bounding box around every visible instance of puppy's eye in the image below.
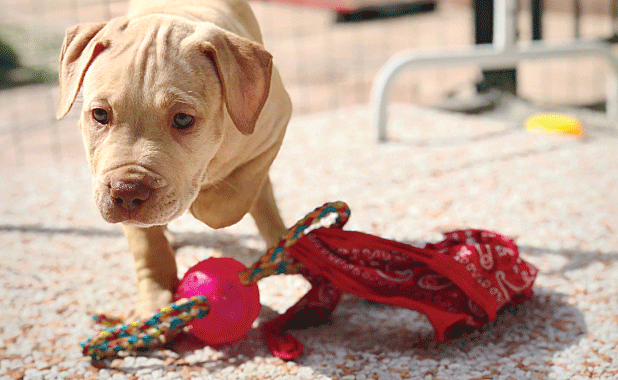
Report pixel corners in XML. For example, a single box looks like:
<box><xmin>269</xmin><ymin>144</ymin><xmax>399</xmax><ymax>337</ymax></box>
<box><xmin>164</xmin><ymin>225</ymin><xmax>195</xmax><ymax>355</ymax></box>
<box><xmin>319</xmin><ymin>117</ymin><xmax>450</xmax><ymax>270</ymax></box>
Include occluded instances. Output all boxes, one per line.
<box><xmin>172</xmin><ymin>113</ymin><xmax>194</xmax><ymax>129</ymax></box>
<box><xmin>92</xmin><ymin>108</ymin><xmax>109</xmax><ymax>124</ymax></box>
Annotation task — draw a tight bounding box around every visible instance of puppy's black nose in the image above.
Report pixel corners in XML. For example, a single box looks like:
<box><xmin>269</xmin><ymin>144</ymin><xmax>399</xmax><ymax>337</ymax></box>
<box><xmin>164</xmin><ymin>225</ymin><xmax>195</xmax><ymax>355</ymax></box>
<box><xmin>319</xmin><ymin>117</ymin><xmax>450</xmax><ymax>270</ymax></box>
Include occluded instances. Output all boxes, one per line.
<box><xmin>109</xmin><ymin>179</ymin><xmax>151</xmax><ymax>211</ymax></box>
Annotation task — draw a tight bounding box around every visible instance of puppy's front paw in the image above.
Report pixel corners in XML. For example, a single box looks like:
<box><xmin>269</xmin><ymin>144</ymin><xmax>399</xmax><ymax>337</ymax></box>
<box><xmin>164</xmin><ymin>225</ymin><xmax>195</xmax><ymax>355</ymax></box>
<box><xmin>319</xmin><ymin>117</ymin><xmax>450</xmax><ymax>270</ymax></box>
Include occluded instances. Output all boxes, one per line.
<box><xmin>134</xmin><ymin>279</ymin><xmax>178</xmax><ymax>319</ymax></box>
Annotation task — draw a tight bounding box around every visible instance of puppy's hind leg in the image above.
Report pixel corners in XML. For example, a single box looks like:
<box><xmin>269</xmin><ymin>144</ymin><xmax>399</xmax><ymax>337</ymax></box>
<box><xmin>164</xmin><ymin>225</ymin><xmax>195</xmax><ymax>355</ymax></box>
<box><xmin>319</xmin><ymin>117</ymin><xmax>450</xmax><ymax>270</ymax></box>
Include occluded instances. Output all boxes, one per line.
<box><xmin>250</xmin><ymin>176</ymin><xmax>287</xmax><ymax>248</ymax></box>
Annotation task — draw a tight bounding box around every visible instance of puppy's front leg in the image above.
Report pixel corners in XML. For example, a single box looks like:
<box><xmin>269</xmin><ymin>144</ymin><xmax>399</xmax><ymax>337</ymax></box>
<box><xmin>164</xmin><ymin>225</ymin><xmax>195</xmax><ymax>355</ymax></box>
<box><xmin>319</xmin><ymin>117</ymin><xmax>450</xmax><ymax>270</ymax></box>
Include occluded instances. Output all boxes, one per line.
<box><xmin>250</xmin><ymin>176</ymin><xmax>287</xmax><ymax>248</ymax></box>
<box><xmin>123</xmin><ymin>224</ymin><xmax>178</xmax><ymax>317</ymax></box>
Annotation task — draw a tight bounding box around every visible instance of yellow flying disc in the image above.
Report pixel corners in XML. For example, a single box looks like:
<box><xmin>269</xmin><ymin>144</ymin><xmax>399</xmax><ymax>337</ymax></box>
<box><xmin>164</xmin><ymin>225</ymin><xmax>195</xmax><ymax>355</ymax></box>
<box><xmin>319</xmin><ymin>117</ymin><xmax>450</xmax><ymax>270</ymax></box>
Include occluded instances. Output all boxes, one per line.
<box><xmin>525</xmin><ymin>113</ymin><xmax>584</xmax><ymax>137</ymax></box>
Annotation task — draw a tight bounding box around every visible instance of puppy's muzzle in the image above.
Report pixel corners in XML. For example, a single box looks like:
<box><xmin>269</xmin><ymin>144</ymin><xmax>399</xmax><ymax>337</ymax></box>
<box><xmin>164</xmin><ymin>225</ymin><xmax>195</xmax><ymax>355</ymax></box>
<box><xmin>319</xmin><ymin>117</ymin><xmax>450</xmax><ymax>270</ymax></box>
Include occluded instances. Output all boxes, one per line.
<box><xmin>109</xmin><ymin>179</ymin><xmax>152</xmax><ymax>212</ymax></box>
<box><xmin>98</xmin><ymin>165</ymin><xmax>169</xmax><ymax>224</ymax></box>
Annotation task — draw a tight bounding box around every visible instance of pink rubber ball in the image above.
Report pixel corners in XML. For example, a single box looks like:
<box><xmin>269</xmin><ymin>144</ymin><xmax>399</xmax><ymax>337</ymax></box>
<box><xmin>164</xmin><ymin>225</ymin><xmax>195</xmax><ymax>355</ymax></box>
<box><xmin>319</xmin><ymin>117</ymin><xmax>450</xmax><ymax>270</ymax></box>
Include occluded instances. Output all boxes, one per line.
<box><xmin>174</xmin><ymin>257</ymin><xmax>260</xmax><ymax>345</ymax></box>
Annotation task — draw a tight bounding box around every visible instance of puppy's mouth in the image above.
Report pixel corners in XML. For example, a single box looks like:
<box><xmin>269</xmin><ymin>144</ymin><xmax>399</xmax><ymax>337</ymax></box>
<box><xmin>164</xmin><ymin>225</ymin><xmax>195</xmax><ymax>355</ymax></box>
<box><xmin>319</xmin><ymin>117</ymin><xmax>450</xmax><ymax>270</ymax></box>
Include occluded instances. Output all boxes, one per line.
<box><xmin>94</xmin><ymin>165</ymin><xmax>183</xmax><ymax>226</ymax></box>
<box><xmin>100</xmin><ymin>191</ymin><xmax>181</xmax><ymax>226</ymax></box>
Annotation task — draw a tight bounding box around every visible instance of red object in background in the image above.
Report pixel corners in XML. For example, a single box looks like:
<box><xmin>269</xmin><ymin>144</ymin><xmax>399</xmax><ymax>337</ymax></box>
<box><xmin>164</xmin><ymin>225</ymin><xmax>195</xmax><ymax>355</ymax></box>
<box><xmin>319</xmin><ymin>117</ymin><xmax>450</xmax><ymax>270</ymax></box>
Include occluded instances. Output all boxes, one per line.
<box><xmin>250</xmin><ymin>0</ymin><xmax>436</xmax><ymax>17</ymax></box>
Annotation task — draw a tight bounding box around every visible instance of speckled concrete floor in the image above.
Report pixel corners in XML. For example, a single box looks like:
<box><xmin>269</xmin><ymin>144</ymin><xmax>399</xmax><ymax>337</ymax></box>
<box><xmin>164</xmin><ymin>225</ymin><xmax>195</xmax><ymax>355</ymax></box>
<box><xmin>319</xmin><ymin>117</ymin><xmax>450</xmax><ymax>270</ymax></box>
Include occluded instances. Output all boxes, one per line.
<box><xmin>1</xmin><ymin>101</ymin><xmax>617</xmax><ymax>379</ymax></box>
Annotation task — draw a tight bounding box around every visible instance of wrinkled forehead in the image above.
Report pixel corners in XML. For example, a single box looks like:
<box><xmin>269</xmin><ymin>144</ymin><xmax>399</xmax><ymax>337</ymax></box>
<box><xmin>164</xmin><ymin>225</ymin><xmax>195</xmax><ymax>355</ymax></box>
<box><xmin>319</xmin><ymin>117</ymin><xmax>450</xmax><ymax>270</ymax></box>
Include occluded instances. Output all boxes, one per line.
<box><xmin>107</xmin><ymin>16</ymin><xmax>195</xmax><ymax>62</ymax></box>
<box><xmin>82</xmin><ymin>16</ymin><xmax>218</xmax><ymax>109</ymax></box>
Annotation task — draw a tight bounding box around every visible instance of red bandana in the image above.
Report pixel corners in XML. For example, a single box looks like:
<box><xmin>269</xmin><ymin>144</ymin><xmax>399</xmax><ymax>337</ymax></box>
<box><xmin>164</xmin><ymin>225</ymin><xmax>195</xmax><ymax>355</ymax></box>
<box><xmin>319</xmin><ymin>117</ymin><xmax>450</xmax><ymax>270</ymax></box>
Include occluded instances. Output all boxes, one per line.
<box><xmin>262</xmin><ymin>228</ymin><xmax>537</xmax><ymax>360</ymax></box>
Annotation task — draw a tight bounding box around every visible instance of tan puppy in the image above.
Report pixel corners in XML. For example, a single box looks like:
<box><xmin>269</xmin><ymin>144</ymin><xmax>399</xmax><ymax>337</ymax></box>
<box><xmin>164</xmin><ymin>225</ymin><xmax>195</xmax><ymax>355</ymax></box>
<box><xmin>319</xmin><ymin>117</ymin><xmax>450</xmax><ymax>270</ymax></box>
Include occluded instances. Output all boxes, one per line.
<box><xmin>58</xmin><ymin>0</ymin><xmax>291</xmax><ymax>316</ymax></box>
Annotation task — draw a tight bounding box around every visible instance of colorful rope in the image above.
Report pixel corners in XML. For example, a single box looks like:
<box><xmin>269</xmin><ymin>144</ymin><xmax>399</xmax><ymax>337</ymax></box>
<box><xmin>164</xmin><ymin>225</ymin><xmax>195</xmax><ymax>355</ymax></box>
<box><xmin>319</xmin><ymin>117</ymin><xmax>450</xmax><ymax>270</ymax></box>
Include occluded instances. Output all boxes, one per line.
<box><xmin>239</xmin><ymin>201</ymin><xmax>350</xmax><ymax>285</ymax></box>
<box><xmin>82</xmin><ymin>296</ymin><xmax>209</xmax><ymax>360</ymax></box>
<box><xmin>81</xmin><ymin>201</ymin><xmax>350</xmax><ymax>360</ymax></box>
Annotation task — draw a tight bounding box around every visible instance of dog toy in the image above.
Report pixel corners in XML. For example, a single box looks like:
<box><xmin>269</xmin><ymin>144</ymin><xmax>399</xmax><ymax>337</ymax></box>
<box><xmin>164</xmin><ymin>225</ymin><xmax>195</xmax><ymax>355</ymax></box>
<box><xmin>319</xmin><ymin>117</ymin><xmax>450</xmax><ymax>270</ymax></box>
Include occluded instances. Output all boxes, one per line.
<box><xmin>173</xmin><ymin>257</ymin><xmax>260</xmax><ymax>345</ymax></box>
<box><xmin>525</xmin><ymin>112</ymin><xmax>584</xmax><ymax>137</ymax></box>
<box><xmin>82</xmin><ymin>258</ymin><xmax>258</xmax><ymax>359</ymax></box>
<box><xmin>82</xmin><ymin>201</ymin><xmax>538</xmax><ymax>361</ymax></box>
<box><xmin>82</xmin><ymin>296</ymin><xmax>209</xmax><ymax>359</ymax></box>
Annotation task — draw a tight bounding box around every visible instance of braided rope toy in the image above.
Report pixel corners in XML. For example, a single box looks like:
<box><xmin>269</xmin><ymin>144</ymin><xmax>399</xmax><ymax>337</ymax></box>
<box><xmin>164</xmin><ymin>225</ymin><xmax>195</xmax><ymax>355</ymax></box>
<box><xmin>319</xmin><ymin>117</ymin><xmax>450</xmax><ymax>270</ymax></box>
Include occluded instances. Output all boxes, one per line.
<box><xmin>82</xmin><ymin>200</ymin><xmax>537</xmax><ymax>361</ymax></box>
<box><xmin>82</xmin><ymin>201</ymin><xmax>349</xmax><ymax>360</ymax></box>
<box><xmin>239</xmin><ymin>201</ymin><xmax>350</xmax><ymax>284</ymax></box>
<box><xmin>83</xmin><ymin>296</ymin><xmax>210</xmax><ymax>359</ymax></box>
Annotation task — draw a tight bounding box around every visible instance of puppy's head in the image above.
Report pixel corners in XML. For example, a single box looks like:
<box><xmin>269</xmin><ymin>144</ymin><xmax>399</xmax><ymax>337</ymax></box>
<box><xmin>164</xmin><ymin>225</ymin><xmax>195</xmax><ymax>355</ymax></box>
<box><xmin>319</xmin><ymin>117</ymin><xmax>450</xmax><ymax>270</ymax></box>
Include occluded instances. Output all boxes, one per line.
<box><xmin>57</xmin><ymin>16</ymin><xmax>273</xmax><ymax>226</ymax></box>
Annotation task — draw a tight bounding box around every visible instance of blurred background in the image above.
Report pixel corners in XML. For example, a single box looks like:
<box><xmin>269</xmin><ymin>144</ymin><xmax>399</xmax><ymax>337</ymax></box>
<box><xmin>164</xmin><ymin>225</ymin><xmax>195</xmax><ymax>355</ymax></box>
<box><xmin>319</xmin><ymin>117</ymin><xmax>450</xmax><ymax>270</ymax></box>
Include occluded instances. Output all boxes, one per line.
<box><xmin>1</xmin><ymin>0</ymin><xmax>617</xmax><ymax>167</ymax></box>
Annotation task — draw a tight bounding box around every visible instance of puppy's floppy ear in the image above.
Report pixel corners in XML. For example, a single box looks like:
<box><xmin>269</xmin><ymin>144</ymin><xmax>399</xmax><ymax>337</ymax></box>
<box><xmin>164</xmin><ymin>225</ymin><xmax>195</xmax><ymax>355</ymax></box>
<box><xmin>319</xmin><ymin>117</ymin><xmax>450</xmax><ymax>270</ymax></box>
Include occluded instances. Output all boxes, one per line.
<box><xmin>57</xmin><ymin>22</ymin><xmax>110</xmax><ymax>119</ymax></box>
<box><xmin>195</xmin><ymin>23</ymin><xmax>273</xmax><ymax>135</ymax></box>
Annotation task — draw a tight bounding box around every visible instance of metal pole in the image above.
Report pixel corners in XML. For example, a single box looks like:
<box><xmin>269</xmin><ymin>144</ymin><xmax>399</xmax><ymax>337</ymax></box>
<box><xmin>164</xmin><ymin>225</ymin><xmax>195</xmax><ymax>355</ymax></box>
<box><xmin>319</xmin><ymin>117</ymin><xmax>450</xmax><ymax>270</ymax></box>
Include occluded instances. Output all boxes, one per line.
<box><xmin>371</xmin><ymin>41</ymin><xmax>618</xmax><ymax>141</ymax></box>
<box><xmin>494</xmin><ymin>0</ymin><xmax>517</xmax><ymax>52</ymax></box>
